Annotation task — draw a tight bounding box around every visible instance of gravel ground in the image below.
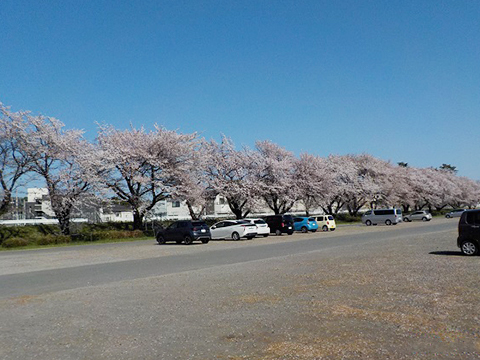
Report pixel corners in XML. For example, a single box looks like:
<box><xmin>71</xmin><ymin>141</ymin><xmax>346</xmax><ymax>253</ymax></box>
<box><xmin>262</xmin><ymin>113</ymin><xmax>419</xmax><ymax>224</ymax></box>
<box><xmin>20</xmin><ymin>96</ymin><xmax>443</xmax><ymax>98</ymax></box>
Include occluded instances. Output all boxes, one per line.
<box><xmin>1</xmin><ymin>218</ymin><xmax>479</xmax><ymax>359</ymax></box>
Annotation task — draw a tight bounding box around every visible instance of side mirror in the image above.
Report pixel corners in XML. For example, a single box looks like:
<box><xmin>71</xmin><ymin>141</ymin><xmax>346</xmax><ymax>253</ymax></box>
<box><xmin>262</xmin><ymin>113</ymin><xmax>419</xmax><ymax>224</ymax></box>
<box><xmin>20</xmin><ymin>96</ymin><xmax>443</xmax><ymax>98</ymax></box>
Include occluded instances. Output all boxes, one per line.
<box><xmin>211</xmin><ymin>226</ymin><xmax>216</xmax><ymax>230</ymax></box>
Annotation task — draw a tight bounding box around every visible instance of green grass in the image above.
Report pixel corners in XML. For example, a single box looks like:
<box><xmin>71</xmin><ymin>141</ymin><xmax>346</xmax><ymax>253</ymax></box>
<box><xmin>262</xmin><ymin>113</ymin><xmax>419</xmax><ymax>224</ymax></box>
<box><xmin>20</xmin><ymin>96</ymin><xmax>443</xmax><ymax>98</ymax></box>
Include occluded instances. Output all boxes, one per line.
<box><xmin>0</xmin><ymin>236</ymin><xmax>155</xmax><ymax>251</ymax></box>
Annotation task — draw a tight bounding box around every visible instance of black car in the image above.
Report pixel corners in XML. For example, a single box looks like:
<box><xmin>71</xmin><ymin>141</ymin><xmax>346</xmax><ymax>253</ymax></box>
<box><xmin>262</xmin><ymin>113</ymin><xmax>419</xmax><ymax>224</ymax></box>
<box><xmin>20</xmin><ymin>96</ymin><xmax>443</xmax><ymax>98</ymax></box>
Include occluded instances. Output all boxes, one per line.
<box><xmin>156</xmin><ymin>220</ymin><xmax>211</xmax><ymax>245</ymax></box>
<box><xmin>457</xmin><ymin>209</ymin><xmax>480</xmax><ymax>256</ymax></box>
<box><xmin>263</xmin><ymin>214</ymin><xmax>294</xmax><ymax>236</ymax></box>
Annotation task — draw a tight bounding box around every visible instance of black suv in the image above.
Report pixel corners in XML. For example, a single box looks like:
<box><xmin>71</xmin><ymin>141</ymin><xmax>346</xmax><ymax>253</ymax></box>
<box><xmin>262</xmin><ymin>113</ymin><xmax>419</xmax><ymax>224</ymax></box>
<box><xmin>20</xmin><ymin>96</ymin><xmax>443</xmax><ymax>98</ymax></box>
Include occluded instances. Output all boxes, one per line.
<box><xmin>263</xmin><ymin>214</ymin><xmax>294</xmax><ymax>236</ymax></box>
<box><xmin>457</xmin><ymin>209</ymin><xmax>480</xmax><ymax>256</ymax></box>
<box><xmin>156</xmin><ymin>220</ymin><xmax>211</xmax><ymax>245</ymax></box>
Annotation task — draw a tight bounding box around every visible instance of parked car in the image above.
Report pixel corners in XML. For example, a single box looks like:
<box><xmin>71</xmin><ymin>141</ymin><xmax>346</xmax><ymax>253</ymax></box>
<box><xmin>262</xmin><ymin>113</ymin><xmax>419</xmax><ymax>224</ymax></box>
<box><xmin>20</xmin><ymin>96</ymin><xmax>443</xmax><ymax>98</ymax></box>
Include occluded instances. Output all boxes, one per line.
<box><xmin>315</xmin><ymin>215</ymin><xmax>336</xmax><ymax>231</ymax></box>
<box><xmin>403</xmin><ymin>210</ymin><xmax>432</xmax><ymax>222</ymax></box>
<box><xmin>362</xmin><ymin>208</ymin><xmax>402</xmax><ymax>226</ymax></box>
<box><xmin>446</xmin><ymin>209</ymin><xmax>465</xmax><ymax>218</ymax></box>
<box><xmin>263</xmin><ymin>214</ymin><xmax>294</xmax><ymax>235</ymax></box>
<box><xmin>293</xmin><ymin>217</ymin><xmax>318</xmax><ymax>233</ymax></box>
<box><xmin>156</xmin><ymin>220</ymin><xmax>211</xmax><ymax>245</ymax></box>
<box><xmin>239</xmin><ymin>218</ymin><xmax>270</xmax><ymax>237</ymax></box>
<box><xmin>210</xmin><ymin>220</ymin><xmax>257</xmax><ymax>240</ymax></box>
<box><xmin>457</xmin><ymin>209</ymin><xmax>480</xmax><ymax>256</ymax></box>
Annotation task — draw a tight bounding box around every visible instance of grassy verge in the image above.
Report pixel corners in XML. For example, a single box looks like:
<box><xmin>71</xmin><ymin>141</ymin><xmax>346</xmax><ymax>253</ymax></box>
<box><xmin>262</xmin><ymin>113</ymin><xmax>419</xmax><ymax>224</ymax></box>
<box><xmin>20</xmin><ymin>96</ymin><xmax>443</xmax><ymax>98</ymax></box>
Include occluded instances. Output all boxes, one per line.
<box><xmin>0</xmin><ymin>236</ymin><xmax>154</xmax><ymax>251</ymax></box>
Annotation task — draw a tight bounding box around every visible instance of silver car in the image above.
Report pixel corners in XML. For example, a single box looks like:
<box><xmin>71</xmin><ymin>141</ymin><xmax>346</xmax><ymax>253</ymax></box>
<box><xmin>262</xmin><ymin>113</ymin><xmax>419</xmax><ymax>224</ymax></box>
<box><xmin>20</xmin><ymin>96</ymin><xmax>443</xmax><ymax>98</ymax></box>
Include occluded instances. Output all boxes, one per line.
<box><xmin>445</xmin><ymin>209</ymin><xmax>465</xmax><ymax>218</ymax></box>
<box><xmin>403</xmin><ymin>210</ymin><xmax>432</xmax><ymax>222</ymax></box>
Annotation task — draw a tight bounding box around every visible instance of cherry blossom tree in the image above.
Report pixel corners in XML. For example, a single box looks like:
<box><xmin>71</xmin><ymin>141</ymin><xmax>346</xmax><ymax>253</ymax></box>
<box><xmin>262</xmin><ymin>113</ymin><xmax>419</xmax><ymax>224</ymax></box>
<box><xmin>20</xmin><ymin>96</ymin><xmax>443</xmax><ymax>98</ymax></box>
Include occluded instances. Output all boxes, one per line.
<box><xmin>13</xmin><ymin>110</ymin><xmax>93</xmax><ymax>235</ymax></box>
<box><xmin>455</xmin><ymin>177</ymin><xmax>480</xmax><ymax>208</ymax></box>
<box><xmin>0</xmin><ymin>104</ymin><xmax>32</xmax><ymax>216</ymax></box>
<box><xmin>254</xmin><ymin>140</ymin><xmax>299</xmax><ymax>214</ymax></box>
<box><xmin>94</xmin><ymin>125</ymin><xmax>197</xmax><ymax>229</ymax></box>
<box><xmin>295</xmin><ymin>153</ymin><xmax>330</xmax><ymax>216</ymax></box>
<box><xmin>203</xmin><ymin>136</ymin><xmax>258</xmax><ymax>219</ymax></box>
<box><xmin>172</xmin><ymin>142</ymin><xmax>213</xmax><ymax>220</ymax></box>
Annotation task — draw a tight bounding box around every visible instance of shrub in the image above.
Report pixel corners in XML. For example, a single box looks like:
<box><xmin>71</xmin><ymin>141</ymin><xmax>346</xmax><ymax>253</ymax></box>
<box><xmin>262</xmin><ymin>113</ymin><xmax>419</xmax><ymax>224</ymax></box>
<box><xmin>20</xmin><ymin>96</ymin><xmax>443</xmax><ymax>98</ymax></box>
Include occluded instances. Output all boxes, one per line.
<box><xmin>335</xmin><ymin>213</ymin><xmax>362</xmax><ymax>223</ymax></box>
<box><xmin>36</xmin><ymin>234</ymin><xmax>71</xmax><ymax>246</ymax></box>
<box><xmin>2</xmin><ymin>237</ymin><xmax>30</xmax><ymax>248</ymax></box>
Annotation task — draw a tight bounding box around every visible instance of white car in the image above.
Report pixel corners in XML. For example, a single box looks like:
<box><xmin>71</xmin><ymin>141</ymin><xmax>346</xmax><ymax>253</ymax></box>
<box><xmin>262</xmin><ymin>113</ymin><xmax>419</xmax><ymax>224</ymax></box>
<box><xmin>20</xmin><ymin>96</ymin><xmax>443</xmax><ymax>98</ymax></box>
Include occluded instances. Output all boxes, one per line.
<box><xmin>210</xmin><ymin>220</ymin><xmax>257</xmax><ymax>240</ymax></box>
<box><xmin>239</xmin><ymin>218</ymin><xmax>270</xmax><ymax>237</ymax></box>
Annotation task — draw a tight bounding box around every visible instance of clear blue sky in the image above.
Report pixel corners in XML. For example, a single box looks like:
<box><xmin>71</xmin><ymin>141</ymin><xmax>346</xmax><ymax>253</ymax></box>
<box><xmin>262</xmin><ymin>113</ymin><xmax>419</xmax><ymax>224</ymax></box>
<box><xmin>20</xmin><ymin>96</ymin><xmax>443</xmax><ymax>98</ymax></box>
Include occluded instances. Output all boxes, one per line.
<box><xmin>1</xmin><ymin>0</ymin><xmax>479</xmax><ymax>179</ymax></box>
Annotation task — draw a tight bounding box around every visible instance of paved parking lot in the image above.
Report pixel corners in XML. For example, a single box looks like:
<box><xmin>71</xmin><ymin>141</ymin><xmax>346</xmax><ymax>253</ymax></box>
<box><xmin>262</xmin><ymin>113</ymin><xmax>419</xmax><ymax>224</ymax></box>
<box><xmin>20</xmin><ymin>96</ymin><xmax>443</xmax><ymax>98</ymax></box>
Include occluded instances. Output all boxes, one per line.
<box><xmin>1</xmin><ymin>218</ymin><xmax>479</xmax><ymax>359</ymax></box>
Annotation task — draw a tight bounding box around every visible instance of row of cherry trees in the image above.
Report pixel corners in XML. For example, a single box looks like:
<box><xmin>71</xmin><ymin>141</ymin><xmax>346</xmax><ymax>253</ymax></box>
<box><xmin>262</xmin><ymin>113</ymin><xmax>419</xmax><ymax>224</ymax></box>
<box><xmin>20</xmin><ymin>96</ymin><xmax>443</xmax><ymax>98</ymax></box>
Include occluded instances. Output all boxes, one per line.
<box><xmin>1</xmin><ymin>102</ymin><xmax>480</xmax><ymax>234</ymax></box>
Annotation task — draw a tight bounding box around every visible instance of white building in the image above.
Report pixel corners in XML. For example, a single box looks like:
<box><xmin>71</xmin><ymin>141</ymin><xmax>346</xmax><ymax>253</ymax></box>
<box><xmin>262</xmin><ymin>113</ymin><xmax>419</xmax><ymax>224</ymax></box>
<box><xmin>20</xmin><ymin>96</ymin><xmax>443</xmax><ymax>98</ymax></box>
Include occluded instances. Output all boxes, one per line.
<box><xmin>26</xmin><ymin>188</ymin><xmax>55</xmax><ymax>218</ymax></box>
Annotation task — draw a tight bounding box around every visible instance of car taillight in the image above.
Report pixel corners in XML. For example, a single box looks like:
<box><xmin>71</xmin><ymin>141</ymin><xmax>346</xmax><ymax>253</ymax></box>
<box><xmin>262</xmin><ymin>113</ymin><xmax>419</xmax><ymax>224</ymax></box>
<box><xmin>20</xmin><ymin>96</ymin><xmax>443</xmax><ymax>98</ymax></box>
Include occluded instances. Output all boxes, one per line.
<box><xmin>327</xmin><ymin>221</ymin><xmax>329</xmax><ymax>225</ymax></box>
<box><xmin>281</xmin><ymin>222</ymin><xmax>285</xmax><ymax>227</ymax></box>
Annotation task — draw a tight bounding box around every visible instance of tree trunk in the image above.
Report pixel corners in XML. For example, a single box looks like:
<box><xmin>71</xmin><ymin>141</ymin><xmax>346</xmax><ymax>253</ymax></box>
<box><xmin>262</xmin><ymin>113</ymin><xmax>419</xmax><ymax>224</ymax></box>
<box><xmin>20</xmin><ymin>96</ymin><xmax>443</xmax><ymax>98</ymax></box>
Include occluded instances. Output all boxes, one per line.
<box><xmin>0</xmin><ymin>193</ymin><xmax>11</xmax><ymax>217</ymax></box>
<box><xmin>186</xmin><ymin>201</ymin><xmax>200</xmax><ymax>220</ymax></box>
<box><xmin>132</xmin><ymin>210</ymin><xmax>143</xmax><ymax>230</ymax></box>
<box><xmin>57</xmin><ymin>216</ymin><xmax>71</xmax><ymax>236</ymax></box>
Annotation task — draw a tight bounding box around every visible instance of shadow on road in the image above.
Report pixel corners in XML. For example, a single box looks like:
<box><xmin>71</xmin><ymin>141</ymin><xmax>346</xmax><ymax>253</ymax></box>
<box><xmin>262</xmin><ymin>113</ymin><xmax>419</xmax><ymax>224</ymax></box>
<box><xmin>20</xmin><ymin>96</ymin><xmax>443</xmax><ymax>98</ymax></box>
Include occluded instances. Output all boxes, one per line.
<box><xmin>429</xmin><ymin>250</ymin><xmax>464</xmax><ymax>256</ymax></box>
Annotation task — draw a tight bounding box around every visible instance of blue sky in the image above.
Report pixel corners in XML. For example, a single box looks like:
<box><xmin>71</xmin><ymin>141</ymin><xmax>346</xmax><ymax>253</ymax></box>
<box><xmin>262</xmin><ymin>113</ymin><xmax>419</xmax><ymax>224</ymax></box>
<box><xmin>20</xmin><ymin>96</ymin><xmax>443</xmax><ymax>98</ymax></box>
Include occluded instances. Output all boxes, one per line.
<box><xmin>1</xmin><ymin>0</ymin><xmax>479</xmax><ymax>179</ymax></box>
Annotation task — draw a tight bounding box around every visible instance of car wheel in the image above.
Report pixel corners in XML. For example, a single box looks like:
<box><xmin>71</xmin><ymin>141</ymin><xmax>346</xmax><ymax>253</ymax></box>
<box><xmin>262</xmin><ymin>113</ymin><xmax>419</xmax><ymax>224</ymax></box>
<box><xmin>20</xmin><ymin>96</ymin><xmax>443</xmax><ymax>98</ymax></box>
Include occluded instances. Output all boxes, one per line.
<box><xmin>461</xmin><ymin>241</ymin><xmax>478</xmax><ymax>256</ymax></box>
<box><xmin>365</xmin><ymin>220</ymin><xmax>372</xmax><ymax>226</ymax></box>
<box><xmin>385</xmin><ymin>219</ymin><xmax>392</xmax><ymax>225</ymax></box>
<box><xmin>184</xmin><ymin>235</ymin><xmax>193</xmax><ymax>245</ymax></box>
<box><xmin>422</xmin><ymin>217</ymin><xmax>427</xmax><ymax>221</ymax></box>
<box><xmin>275</xmin><ymin>229</ymin><xmax>282</xmax><ymax>236</ymax></box>
<box><xmin>322</xmin><ymin>225</ymin><xmax>328</xmax><ymax>232</ymax></box>
<box><xmin>156</xmin><ymin>235</ymin><xmax>166</xmax><ymax>244</ymax></box>
<box><xmin>246</xmin><ymin>236</ymin><xmax>254</xmax><ymax>240</ymax></box>
<box><xmin>446</xmin><ymin>214</ymin><xmax>451</xmax><ymax>218</ymax></box>
<box><xmin>301</xmin><ymin>226</ymin><xmax>308</xmax><ymax>233</ymax></box>
<box><xmin>201</xmin><ymin>239</ymin><xmax>209</xmax><ymax>244</ymax></box>
<box><xmin>403</xmin><ymin>217</ymin><xmax>409</xmax><ymax>222</ymax></box>
<box><xmin>232</xmin><ymin>232</ymin><xmax>240</xmax><ymax>241</ymax></box>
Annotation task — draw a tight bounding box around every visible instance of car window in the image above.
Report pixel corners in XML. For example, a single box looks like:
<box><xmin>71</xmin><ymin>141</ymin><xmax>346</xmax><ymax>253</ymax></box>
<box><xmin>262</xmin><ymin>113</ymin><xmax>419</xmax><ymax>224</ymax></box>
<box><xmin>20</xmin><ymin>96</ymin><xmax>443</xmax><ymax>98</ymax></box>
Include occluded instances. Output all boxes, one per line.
<box><xmin>294</xmin><ymin>218</ymin><xmax>302</xmax><ymax>222</ymax></box>
<box><xmin>215</xmin><ymin>222</ymin><xmax>225</xmax><ymax>228</ymax></box>
<box><xmin>254</xmin><ymin>220</ymin><xmax>266</xmax><ymax>224</ymax></box>
<box><xmin>365</xmin><ymin>210</ymin><xmax>372</xmax><ymax>216</ymax></box>
<box><xmin>178</xmin><ymin>222</ymin><xmax>188</xmax><ymax>228</ymax></box>
<box><xmin>327</xmin><ymin>216</ymin><xmax>334</xmax><ymax>220</ymax></box>
<box><xmin>308</xmin><ymin>218</ymin><xmax>315</xmax><ymax>221</ymax></box>
<box><xmin>466</xmin><ymin>211</ymin><xmax>480</xmax><ymax>225</ymax></box>
<box><xmin>168</xmin><ymin>222</ymin><xmax>178</xmax><ymax>229</ymax></box>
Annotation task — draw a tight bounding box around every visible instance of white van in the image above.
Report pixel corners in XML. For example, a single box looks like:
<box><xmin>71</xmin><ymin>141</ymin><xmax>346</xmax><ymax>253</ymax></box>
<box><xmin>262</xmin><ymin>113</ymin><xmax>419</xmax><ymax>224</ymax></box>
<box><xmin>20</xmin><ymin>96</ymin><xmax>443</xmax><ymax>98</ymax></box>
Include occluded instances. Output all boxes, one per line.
<box><xmin>362</xmin><ymin>208</ymin><xmax>402</xmax><ymax>226</ymax></box>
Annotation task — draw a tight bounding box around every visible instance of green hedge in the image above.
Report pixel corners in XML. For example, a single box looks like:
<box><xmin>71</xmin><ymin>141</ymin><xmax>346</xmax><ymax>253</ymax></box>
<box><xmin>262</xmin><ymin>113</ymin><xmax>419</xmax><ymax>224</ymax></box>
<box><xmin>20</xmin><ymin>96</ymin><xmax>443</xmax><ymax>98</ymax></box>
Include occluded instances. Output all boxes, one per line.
<box><xmin>0</xmin><ymin>222</ymin><xmax>150</xmax><ymax>249</ymax></box>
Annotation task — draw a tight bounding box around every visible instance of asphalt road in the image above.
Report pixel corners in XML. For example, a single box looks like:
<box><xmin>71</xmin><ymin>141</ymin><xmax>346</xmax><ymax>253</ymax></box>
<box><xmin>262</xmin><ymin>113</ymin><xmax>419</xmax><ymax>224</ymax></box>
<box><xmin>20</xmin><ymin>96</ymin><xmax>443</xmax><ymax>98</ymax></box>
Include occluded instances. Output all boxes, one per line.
<box><xmin>1</xmin><ymin>219</ymin><xmax>479</xmax><ymax>359</ymax></box>
<box><xmin>0</xmin><ymin>220</ymin><xmax>454</xmax><ymax>299</ymax></box>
